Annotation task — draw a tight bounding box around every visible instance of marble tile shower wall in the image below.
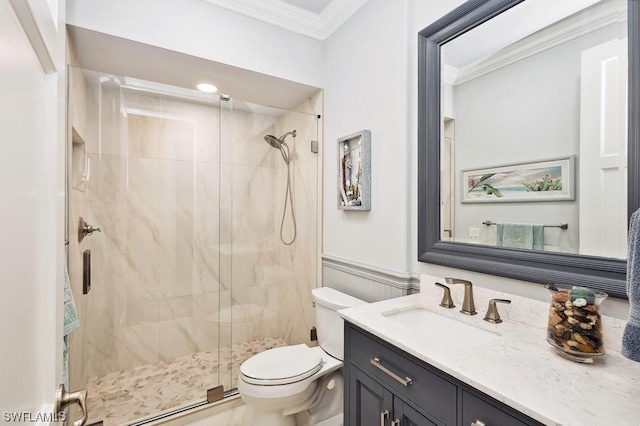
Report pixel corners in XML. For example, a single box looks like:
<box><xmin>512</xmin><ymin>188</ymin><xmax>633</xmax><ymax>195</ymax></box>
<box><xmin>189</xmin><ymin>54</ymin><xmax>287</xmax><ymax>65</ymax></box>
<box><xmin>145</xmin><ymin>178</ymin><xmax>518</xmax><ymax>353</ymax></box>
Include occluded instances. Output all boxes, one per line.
<box><xmin>225</xmin><ymin>95</ymin><xmax>320</xmax><ymax>350</ymax></box>
<box><xmin>83</xmin><ymin>88</ymin><xmax>224</xmax><ymax>381</ymax></box>
<box><xmin>273</xmin><ymin>94</ymin><xmax>320</xmax><ymax>344</ymax></box>
<box><xmin>68</xmin><ymin>69</ymin><xmax>320</xmax><ymax>394</ymax></box>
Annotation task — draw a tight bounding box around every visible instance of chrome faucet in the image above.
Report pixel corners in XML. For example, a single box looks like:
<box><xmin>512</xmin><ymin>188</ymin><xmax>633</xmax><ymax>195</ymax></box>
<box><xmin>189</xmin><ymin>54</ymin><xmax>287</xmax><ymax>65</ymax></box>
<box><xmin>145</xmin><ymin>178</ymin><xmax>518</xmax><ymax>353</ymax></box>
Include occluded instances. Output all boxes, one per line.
<box><xmin>445</xmin><ymin>278</ymin><xmax>477</xmax><ymax>315</ymax></box>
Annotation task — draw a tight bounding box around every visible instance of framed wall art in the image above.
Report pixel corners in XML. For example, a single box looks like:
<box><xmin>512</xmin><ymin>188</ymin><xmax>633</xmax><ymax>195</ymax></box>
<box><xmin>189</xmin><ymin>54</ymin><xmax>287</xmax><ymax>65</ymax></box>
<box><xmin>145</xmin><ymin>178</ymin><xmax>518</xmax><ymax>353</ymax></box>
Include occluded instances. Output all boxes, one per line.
<box><xmin>338</xmin><ymin>130</ymin><xmax>371</xmax><ymax>210</ymax></box>
<box><xmin>462</xmin><ymin>156</ymin><xmax>575</xmax><ymax>203</ymax></box>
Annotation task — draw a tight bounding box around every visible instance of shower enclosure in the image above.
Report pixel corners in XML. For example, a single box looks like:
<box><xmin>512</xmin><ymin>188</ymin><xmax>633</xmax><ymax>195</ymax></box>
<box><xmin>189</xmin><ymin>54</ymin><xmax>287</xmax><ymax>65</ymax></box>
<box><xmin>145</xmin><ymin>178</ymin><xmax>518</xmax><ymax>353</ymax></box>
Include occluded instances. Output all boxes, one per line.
<box><xmin>66</xmin><ymin>66</ymin><xmax>320</xmax><ymax>425</ymax></box>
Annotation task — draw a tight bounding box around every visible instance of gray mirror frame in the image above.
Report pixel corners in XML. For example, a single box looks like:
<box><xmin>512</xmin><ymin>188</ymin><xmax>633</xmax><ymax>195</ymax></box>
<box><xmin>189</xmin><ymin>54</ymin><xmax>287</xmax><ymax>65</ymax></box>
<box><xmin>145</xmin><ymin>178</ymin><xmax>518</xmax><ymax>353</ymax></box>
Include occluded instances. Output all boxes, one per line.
<box><xmin>418</xmin><ymin>0</ymin><xmax>640</xmax><ymax>299</ymax></box>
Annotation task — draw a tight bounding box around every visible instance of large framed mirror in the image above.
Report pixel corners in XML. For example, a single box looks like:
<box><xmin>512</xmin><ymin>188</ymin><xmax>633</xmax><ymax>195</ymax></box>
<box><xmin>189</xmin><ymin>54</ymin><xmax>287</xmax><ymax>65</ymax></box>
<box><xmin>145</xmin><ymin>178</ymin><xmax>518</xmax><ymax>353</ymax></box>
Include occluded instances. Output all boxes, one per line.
<box><xmin>418</xmin><ymin>0</ymin><xmax>639</xmax><ymax>298</ymax></box>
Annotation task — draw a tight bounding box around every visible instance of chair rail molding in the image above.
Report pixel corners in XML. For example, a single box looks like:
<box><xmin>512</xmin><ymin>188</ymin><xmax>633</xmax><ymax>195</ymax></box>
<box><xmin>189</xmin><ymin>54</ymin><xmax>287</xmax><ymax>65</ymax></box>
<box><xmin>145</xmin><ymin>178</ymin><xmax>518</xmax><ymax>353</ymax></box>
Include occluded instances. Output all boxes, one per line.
<box><xmin>322</xmin><ymin>254</ymin><xmax>420</xmax><ymax>300</ymax></box>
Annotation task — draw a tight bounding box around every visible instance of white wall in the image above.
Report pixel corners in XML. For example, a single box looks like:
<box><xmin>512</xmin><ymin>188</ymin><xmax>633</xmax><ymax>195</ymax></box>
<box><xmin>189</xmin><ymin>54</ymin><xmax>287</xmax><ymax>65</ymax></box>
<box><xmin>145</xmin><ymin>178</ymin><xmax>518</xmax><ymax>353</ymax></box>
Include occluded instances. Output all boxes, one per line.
<box><xmin>322</xmin><ymin>0</ymin><xmax>462</xmax><ymax>277</ymax></box>
<box><xmin>0</xmin><ymin>0</ymin><xmax>66</xmax><ymax>415</ymax></box>
<box><xmin>66</xmin><ymin>0</ymin><xmax>324</xmax><ymax>88</ymax></box>
<box><xmin>322</xmin><ymin>0</ymin><xmax>630</xmax><ymax>320</ymax></box>
<box><xmin>323</xmin><ymin>0</ymin><xmax>412</xmax><ymax>273</ymax></box>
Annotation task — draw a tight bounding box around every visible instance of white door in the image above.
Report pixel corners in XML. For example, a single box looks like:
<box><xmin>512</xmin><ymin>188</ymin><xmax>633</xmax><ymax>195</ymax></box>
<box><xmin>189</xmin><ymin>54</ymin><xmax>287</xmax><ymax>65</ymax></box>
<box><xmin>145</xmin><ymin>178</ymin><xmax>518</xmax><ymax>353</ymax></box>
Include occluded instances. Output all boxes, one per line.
<box><xmin>579</xmin><ymin>38</ymin><xmax>628</xmax><ymax>259</ymax></box>
<box><xmin>441</xmin><ymin>119</ymin><xmax>455</xmax><ymax>241</ymax></box>
<box><xmin>0</xmin><ymin>0</ymin><xmax>65</xmax><ymax>423</ymax></box>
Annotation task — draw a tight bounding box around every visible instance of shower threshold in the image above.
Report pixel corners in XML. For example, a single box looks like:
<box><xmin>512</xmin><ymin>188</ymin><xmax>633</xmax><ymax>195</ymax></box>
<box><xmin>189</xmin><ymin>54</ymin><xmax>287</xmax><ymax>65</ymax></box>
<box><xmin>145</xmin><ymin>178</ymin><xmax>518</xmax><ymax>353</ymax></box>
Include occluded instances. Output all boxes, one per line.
<box><xmin>84</xmin><ymin>337</ymin><xmax>287</xmax><ymax>426</ymax></box>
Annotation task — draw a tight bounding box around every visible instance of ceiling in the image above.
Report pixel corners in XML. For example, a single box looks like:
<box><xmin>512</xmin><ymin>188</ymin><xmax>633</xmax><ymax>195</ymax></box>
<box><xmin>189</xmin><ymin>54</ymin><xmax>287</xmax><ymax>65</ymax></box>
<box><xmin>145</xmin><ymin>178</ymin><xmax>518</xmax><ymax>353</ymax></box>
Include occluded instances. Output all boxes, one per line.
<box><xmin>67</xmin><ymin>26</ymin><xmax>321</xmax><ymax>111</ymax></box>
<box><xmin>68</xmin><ymin>0</ymin><xmax>370</xmax><ymax>109</ymax></box>
<box><xmin>200</xmin><ymin>0</ymin><xmax>368</xmax><ymax>40</ymax></box>
<box><xmin>442</xmin><ymin>0</ymin><xmax>605</xmax><ymax>70</ymax></box>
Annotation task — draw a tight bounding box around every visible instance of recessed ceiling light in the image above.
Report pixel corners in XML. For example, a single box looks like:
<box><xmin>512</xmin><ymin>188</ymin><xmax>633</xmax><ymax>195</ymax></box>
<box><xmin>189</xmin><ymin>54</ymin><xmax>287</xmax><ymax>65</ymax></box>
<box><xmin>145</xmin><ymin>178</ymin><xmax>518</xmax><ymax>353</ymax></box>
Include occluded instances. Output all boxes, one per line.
<box><xmin>196</xmin><ymin>83</ymin><xmax>219</xmax><ymax>93</ymax></box>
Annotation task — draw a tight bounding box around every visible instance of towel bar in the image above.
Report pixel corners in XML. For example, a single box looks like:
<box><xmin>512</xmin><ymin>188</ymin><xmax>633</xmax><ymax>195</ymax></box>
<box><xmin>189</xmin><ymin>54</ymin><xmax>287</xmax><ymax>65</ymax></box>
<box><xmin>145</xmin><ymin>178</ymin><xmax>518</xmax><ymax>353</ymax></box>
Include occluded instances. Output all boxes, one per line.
<box><xmin>482</xmin><ymin>220</ymin><xmax>568</xmax><ymax>230</ymax></box>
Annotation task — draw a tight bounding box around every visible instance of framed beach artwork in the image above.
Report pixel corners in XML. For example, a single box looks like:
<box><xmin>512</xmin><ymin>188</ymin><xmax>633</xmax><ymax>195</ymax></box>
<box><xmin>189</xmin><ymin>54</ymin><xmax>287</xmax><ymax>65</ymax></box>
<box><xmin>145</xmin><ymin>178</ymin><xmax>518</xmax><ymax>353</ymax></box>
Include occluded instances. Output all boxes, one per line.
<box><xmin>338</xmin><ymin>130</ymin><xmax>371</xmax><ymax>210</ymax></box>
<box><xmin>462</xmin><ymin>156</ymin><xmax>575</xmax><ymax>203</ymax></box>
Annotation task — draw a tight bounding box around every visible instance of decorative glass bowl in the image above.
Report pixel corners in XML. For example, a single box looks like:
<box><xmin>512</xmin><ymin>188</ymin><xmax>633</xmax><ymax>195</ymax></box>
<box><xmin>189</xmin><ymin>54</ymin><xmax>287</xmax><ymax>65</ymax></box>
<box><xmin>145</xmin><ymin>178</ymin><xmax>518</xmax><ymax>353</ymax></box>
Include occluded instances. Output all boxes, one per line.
<box><xmin>545</xmin><ymin>284</ymin><xmax>607</xmax><ymax>363</ymax></box>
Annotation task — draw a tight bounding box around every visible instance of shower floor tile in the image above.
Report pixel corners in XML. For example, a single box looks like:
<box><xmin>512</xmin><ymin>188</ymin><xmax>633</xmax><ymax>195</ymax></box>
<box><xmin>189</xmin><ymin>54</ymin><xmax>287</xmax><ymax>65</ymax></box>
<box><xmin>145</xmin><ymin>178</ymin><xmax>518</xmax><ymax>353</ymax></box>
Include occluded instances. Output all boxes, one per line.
<box><xmin>85</xmin><ymin>337</ymin><xmax>287</xmax><ymax>426</ymax></box>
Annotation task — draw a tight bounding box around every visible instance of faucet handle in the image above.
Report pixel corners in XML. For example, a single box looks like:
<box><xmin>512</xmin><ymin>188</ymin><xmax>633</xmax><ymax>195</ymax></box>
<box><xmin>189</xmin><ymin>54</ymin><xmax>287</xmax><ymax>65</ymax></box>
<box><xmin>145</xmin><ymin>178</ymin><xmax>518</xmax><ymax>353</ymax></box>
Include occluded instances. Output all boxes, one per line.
<box><xmin>435</xmin><ymin>283</ymin><xmax>455</xmax><ymax>309</ymax></box>
<box><xmin>483</xmin><ymin>299</ymin><xmax>511</xmax><ymax>324</ymax></box>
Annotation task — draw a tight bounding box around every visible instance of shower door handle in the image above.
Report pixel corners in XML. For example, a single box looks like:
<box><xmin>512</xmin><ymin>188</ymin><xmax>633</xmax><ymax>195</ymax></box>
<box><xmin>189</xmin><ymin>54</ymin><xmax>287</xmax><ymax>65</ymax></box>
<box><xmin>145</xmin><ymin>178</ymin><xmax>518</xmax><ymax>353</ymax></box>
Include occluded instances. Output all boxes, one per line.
<box><xmin>55</xmin><ymin>384</ymin><xmax>88</xmax><ymax>426</ymax></box>
<box><xmin>78</xmin><ymin>217</ymin><xmax>101</xmax><ymax>242</ymax></box>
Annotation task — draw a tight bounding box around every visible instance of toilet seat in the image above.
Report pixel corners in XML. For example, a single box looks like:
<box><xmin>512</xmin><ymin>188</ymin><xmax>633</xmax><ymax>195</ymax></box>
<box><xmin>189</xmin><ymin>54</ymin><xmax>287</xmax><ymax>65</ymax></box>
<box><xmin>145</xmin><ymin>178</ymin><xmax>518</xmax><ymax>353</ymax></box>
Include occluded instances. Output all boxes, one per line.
<box><xmin>237</xmin><ymin>345</ymin><xmax>342</xmax><ymax>402</ymax></box>
<box><xmin>240</xmin><ymin>344</ymin><xmax>324</xmax><ymax>386</ymax></box>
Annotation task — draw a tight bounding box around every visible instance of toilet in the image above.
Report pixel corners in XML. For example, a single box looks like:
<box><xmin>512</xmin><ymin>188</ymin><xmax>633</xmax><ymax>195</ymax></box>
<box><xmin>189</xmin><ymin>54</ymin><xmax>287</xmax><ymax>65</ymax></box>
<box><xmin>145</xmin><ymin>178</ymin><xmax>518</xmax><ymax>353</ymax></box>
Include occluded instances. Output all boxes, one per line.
<box><xmin>237</xmin><ymin>287</ymin><xmax>367</xmax><ymax>426</ymax></box>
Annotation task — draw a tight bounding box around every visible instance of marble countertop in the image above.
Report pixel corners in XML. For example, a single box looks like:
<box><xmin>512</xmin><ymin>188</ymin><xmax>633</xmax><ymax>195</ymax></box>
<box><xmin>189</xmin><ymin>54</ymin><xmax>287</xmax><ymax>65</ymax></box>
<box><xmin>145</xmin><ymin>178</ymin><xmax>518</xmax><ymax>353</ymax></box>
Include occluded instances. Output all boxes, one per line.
<box><xmin>338</xmin><ymin>275</ymin><xmax>640</xmax><ymax>426</ymax></box>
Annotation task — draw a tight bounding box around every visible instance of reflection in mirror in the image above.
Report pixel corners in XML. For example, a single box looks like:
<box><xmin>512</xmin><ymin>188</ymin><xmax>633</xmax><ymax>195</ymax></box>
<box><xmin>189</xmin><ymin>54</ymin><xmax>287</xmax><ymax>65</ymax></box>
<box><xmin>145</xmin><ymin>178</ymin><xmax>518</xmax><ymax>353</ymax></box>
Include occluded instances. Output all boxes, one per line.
<box><xmin>418</xmin><ymin>0</ymin><xmax>639</xmax><ymax>297</ymax></box>
<box><xmin>440</xmin><ymin>0</ymin><xmax>628</xmax><ymax>259</ymax></box>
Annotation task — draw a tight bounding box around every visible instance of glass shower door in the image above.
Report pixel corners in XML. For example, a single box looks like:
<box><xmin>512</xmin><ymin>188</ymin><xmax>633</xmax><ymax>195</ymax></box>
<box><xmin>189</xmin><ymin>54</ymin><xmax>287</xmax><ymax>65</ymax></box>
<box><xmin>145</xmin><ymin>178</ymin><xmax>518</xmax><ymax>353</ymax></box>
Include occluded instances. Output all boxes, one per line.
<box><xmin>67</xmin><ymin>67</ymin><xmax>225</xmax><ymax>425</ymax></box>
<box><xmin>221</xmin><ymin>99</ymin><xmax>320</xmax><ymax>390</ymax></box>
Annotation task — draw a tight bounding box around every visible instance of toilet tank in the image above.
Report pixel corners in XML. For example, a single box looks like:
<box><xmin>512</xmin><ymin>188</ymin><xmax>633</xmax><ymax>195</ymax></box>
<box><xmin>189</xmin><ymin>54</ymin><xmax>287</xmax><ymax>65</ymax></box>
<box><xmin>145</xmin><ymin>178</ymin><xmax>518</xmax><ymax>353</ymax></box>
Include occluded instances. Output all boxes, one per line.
<box><xmin>312</xmin><ymin>287</ymin><xmax>367</xmax><ymax>361</ymax></box>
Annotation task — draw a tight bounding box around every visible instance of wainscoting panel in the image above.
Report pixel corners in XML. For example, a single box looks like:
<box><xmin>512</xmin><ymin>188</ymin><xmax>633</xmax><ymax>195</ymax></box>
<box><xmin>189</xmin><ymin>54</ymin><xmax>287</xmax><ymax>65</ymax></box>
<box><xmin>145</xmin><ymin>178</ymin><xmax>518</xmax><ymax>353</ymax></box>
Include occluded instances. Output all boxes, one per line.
<box><xmin>321</xmin><ymin>254</ymin><xmax>419</xmax><ymax>302</ymax></box>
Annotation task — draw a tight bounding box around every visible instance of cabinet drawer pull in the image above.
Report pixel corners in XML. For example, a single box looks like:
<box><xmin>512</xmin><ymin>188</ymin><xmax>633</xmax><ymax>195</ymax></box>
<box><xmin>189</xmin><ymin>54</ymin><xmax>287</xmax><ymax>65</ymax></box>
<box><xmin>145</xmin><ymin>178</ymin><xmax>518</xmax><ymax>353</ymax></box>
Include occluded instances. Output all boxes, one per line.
<box><xmin>380</xmin><ymin>409</ymin><xmax>389</xmax><ymax>426</ymax></box>
<box><xmin>391</xmin><ymin>419</ymin><xmax>401</xmax><ymax>426</ymax></box>
<box><xmin>370</xmin><ymin>357</ymin><xmax>413</xmax><ymax>386</ymax></box>
<box><xmin>471</xmin><ymin>420</ymin><xmax>486</xmax><ymax>426</ymax></box>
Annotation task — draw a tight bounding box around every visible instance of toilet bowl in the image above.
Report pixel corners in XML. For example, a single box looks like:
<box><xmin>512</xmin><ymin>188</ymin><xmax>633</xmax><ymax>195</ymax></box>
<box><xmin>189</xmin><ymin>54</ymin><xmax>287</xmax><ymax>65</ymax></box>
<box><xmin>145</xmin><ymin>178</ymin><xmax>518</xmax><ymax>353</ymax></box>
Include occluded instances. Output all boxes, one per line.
<box><xmin>236</xmin><ymin>287</ymin><xmax>367</xmax><ymax>426</ymax></box>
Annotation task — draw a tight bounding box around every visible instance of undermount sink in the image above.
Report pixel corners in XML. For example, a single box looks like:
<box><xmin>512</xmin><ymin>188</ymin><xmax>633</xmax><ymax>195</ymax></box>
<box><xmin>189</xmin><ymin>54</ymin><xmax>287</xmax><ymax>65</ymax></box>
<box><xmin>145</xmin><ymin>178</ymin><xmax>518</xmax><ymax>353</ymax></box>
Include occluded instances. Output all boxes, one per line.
<box><xmin>382</xmin><ymin>305</ymin><xmax>501</xmax><ymax>337</ymax></box>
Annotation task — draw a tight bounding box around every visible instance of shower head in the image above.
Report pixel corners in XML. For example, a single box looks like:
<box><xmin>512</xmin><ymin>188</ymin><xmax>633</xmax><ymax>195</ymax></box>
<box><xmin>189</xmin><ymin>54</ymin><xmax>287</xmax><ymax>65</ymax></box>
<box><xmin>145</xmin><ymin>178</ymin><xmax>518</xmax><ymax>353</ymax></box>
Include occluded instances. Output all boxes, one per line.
<box><xmin>264</xmin><ymin>130</ymin><xmax>297</xmax><ymax>165</ymax></box>
<box><xmin>264</xmin><ymin>134</ymin><xmax>283</xmax><ymax>149</ymax></box>
<box><xmin>263</xmin><ymin>130</ymin><xmax>297</xmax><ymax>149</ymax></box>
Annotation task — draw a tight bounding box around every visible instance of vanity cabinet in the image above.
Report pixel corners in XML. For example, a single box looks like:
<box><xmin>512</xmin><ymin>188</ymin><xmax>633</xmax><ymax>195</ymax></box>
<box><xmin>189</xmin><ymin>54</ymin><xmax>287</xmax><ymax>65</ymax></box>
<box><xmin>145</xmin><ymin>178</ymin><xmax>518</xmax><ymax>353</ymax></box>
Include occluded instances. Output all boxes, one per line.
<box><xmin>351</xmin><ymin>367</ymin><xmax>434</xmax><ymax>426</ymax></box>
<box><xmin>344</xmin><ymin>323</ymin><xmax>544</xmax><ymax>426</ymax></box>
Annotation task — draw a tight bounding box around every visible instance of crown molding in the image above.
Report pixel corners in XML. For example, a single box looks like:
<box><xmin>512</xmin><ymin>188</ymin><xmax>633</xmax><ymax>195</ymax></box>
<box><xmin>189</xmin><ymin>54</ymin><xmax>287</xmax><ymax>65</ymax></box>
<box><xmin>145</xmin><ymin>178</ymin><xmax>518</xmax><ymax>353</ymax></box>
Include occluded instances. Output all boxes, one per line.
<box><xmin>454</xmin><ymin>0</ymin><xmax>626</xmax><ymax>85</ymax></box>
<box><xmin>200</xmin><ymin>0</ymin><xmax>368</xmax><ymax>41</ymax></box>
<box><xmin>318</xmin><ymin>0</ymin><xmax>368</xmax><ymax>40</ymax></box>
<box><xmin>442</xmin><ymin>65</ymin><xmax>459</xmax><ymax>86</ymax></box>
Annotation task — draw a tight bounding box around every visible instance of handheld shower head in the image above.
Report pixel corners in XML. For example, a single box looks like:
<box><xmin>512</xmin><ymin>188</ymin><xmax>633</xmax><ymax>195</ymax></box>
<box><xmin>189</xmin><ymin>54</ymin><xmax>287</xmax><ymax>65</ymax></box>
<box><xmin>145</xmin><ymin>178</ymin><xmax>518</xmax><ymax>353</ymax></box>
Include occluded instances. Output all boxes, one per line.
<box><xmin>264</xmin><ymin>134</ymin><xmax>282</xmax><ymax>149</ymax></box>
<box><xmin>263</xmin><ymin>130</ymin><xmax>297</xmax><ymax>149</ymax></box>
<box><xmin>264</xmin><ymin>130</ymin><xmax>297</xmax><ymax>164</ymax></box>
<box><xmin>263</xmin><ymin>130</ymin><xmax>298</xmax><ymax>246</ymax></box>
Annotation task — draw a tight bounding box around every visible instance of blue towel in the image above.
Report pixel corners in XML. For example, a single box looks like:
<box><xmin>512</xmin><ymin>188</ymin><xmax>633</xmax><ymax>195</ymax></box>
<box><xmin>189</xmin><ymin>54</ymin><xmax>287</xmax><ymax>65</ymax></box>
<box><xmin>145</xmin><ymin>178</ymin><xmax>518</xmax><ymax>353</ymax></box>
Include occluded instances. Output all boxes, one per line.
<box><xmin>623</xmin><ymin>209</ymin><xmax>640</xmax><ymax>362</ymax></box>
<box><xmin>63</xmin><ymin>263</ymin><xmax>80</xmax><ymax>336</ymax></box>
<box><xmin>496</xmin><ymin>223</ymin><xmax>544</xmax><ymax>250</ymax></box>
<box><xmin>63</xmin><ymin>260</ymin><xmax>80</xmax><ymax>388</ymax></box>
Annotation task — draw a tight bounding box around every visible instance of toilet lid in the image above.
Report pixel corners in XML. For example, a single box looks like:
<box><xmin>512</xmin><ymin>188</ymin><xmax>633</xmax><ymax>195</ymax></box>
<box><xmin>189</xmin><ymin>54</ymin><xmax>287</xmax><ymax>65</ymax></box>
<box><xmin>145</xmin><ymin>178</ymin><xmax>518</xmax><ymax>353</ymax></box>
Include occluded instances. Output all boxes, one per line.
<box><xmin>240</xmin><ymin>344</ymin><xmax>324</xmax><ymax>386</ymax></box>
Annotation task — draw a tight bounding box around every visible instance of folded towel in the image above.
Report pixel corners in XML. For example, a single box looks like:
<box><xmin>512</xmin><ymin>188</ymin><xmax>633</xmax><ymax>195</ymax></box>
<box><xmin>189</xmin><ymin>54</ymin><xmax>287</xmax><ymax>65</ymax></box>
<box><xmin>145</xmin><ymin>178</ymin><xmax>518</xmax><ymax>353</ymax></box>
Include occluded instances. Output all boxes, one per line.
<box><xmin>623</xmin><ymin>209</ymin><xmax>640</xmax><ymax>362</ymax></box>
<box><xmin>532</xmin><ymin>225</ymin><xmax>544</xmax><ymax>251</ymax></box>
<box><xmin>496</xmin><ymin>223</ymin><xmax>544</xmax><ymax>250</ymax></box>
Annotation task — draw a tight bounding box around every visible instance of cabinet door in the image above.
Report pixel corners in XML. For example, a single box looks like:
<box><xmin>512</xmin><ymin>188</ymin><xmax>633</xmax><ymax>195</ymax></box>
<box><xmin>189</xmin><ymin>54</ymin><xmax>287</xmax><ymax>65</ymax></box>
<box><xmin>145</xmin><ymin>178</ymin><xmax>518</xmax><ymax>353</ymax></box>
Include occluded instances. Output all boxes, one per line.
<box><xmin>349</xmin><ymin>367</ymin><xmax>393</xmax><ymax>426</ymax></box>
<box><xmin>394</xmin><ymin>398</ymin><xmax>438</xmax><ymax>426</ymax></box>
<box><xmin>348</xmin><ymin>326</ymin><xmax>457</xmax><ymax>425</ymax></box>
<box><xmin>462</xmin><ymin>390</ymin><xmax>530</xmax><ymax>426</ymax></box>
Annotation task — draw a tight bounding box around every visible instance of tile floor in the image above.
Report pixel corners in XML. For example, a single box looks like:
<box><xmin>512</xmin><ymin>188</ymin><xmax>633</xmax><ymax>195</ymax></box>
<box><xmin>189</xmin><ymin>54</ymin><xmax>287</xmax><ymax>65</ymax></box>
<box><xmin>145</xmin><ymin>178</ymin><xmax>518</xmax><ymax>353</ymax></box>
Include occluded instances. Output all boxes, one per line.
<box><xmin>85</xmin><ymin>337</ymin><xmax>287</xmax><ymax>426</ymax></box>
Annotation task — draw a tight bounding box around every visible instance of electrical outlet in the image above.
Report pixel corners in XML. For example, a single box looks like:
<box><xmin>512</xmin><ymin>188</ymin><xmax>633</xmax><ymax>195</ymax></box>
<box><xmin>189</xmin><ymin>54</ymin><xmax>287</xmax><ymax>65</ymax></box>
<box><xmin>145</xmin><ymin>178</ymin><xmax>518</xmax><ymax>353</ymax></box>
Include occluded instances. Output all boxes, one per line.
<box><xmin>468</xmin><ymin>227</ymin><xmax>480</xmax><ymax>240</ymax></box>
